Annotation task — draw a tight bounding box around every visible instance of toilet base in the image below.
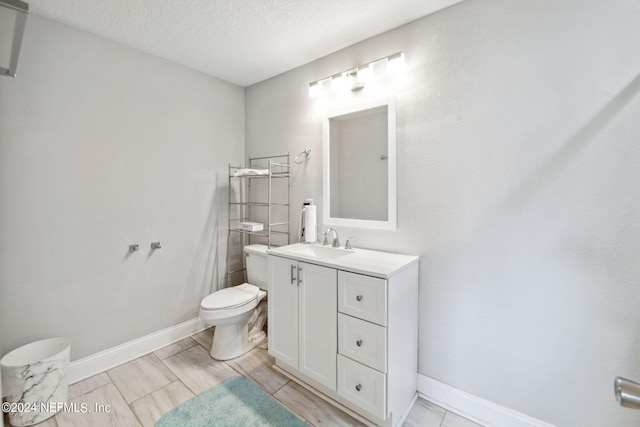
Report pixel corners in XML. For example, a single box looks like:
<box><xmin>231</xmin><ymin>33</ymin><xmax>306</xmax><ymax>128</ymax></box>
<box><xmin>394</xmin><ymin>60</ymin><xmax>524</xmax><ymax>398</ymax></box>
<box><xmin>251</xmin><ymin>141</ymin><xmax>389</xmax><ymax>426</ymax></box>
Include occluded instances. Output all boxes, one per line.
<box><xmin>209</xmin><ymin>300</ymin><xmax>267</xmax><ymax>360</ymax></box>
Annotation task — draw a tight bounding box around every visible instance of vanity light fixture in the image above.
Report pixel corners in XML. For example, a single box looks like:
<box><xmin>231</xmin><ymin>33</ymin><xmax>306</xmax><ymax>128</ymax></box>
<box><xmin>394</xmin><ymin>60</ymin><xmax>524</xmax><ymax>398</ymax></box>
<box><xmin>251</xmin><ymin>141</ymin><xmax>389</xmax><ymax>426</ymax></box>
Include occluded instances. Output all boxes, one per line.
<box><xmin>308</xmin><ymin>51</ymin><xmax>404</xmax><ymax>97</ymax></box>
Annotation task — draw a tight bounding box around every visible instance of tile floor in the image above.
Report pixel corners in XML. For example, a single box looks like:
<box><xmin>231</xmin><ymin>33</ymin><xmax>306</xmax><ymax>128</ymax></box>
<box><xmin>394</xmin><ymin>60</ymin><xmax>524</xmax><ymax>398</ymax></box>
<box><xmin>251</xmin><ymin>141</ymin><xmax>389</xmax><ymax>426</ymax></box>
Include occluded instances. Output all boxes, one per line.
<box><xmin>7</xmin><ymin>329</ymin><xmax>482</xmax><ymax>427</ymax></box>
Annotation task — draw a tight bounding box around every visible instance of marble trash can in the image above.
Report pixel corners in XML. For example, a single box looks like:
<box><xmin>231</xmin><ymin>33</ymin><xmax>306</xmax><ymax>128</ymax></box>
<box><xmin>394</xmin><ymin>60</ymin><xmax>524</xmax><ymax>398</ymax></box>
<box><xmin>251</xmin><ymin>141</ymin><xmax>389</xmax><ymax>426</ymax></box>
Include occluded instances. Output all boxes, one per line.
<box><xmin>1</xmin><ymin>337</ymin><xmax>71</xmax><ymax>426</ymax></box>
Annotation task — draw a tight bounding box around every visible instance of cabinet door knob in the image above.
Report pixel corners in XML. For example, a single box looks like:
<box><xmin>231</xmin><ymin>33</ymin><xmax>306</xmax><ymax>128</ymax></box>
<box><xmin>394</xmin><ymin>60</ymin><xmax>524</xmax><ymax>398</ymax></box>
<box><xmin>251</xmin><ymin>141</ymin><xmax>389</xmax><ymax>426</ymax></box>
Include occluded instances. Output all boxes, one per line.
<box><xmin>356</xmin><ymin>295</ymin><xmax>363</xmax><ymax>301</ymax></box>
<box><xmin>356</xmin><ymin>340</ymin><xmax>363</xmax><ymax>347</ymax></box>
<box><xmin>355</xmin><ymin>384</ymin><xmax>362</xmax><ymax>392</ymax></box>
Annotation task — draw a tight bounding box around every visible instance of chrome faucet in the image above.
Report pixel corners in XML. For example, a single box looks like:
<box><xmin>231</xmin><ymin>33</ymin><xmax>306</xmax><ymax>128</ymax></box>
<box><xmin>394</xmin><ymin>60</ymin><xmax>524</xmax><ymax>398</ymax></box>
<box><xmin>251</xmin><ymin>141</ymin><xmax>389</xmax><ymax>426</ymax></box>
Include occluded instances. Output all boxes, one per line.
<box><xmin>323</xmin><ymin>228</ymin><xmax>340</xmax><ymax>248</ymax></box>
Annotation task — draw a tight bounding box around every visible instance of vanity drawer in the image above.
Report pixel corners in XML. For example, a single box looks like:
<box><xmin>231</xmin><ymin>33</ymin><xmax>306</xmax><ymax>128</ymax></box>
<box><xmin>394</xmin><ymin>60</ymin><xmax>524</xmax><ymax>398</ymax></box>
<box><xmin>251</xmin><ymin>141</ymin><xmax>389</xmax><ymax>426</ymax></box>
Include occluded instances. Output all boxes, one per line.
<box><xmin>338</xmin><ymin>313</ymin><xmax>386</xmax><ymax>372</ymax></box>
<box><xmin>337</xmin><ymin>354</ymin><xmax>386</xmax><ymax>419</ymax></box>
<box><xmin>338</xmin><ymin>271</ymin><xmax>387</xmax><ymax>326</ymax></box>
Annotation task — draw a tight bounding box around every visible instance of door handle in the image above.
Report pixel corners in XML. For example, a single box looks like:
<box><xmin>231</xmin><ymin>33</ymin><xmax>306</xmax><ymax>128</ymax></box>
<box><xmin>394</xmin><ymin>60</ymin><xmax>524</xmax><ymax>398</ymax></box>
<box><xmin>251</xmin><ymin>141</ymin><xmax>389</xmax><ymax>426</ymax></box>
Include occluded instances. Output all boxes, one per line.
<box><xmin>615</xmin><ymin>377</ymin><xmax>640</xmax><ymax>408</ymax></box>
<box><xmin>290</xmin><ymin>265</ymin><xmax>296</xmax><ymax>285</ymax></box>
<box><xmin>297</xmin><ymin>267</ymin><xmax>303</xmax><ymax>286</ymax></box>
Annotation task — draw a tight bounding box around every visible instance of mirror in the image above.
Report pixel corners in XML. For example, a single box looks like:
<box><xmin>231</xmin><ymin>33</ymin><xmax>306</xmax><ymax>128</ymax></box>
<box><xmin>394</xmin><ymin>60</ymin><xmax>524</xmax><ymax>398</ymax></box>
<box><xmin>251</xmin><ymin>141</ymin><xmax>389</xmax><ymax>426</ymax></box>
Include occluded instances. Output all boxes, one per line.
<box><xmin>322</xmin><ymin>99</ymin><xmax>396</xmax><ymax>230</ymax></box>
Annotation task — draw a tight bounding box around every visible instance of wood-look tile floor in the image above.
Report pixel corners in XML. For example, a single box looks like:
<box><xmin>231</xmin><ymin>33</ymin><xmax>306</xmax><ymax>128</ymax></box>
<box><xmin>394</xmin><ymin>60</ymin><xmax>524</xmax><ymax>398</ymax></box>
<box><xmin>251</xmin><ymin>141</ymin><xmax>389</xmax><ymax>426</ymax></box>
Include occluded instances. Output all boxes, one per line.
<box><xmin>13</xmin><ymin>329</ymin><xmax>482</xmax><ymax>427</ymax></box>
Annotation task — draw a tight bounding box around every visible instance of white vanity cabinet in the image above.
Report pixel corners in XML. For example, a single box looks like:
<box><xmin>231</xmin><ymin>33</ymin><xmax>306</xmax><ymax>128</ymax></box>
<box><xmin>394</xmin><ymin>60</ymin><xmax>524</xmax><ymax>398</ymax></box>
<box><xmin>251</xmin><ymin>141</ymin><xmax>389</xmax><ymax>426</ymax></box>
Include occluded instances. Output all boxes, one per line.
<box><xmin>267</xmin><ymin>244</ymin><xmax>419</xmax><ymax>427</ymax></box>
<box><xmin>268</xmin><ymin>255</ymin><xmax>338</xmax><ymax>390</ymax></box>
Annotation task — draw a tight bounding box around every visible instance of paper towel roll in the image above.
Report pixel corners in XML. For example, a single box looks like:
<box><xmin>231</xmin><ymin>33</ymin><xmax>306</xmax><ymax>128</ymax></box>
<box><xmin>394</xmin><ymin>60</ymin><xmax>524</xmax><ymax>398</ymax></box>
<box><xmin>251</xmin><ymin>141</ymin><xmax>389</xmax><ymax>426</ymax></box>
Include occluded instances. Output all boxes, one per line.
<box><xmin>304</xmin><ymin>204</ymin><xmax>317</xmax><ymax>243</ymax></box>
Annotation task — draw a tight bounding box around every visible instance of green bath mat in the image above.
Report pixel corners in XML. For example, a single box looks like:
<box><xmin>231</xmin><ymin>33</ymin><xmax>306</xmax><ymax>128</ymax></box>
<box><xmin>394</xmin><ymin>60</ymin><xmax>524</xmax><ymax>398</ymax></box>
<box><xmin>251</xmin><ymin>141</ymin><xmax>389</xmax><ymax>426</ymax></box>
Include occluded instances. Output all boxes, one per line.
<box><xmin>156</xmin><ymin>376</ymin><xmax>305</xmax><ymax>427</ymax></box>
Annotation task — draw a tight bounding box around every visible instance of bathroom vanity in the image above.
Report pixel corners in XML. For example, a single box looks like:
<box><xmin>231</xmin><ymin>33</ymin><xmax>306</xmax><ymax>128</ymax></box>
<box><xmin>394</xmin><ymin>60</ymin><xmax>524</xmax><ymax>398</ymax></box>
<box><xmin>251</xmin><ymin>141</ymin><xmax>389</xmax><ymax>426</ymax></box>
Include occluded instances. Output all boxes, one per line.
<box><xmin>267</xmin><ymin>243</ymin><xmax>419</xmax><ymax>427</ymax></box>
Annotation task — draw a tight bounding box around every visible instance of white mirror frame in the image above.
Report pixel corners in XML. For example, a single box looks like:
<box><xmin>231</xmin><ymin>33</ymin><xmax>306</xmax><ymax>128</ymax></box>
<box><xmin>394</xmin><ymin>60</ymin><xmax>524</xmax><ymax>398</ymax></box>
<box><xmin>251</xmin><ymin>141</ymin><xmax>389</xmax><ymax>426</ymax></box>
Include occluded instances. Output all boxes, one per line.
<box><xmin>322</xmin><ymin>98</ymin><xmax>397</xmax><ymax>230</ymax></box>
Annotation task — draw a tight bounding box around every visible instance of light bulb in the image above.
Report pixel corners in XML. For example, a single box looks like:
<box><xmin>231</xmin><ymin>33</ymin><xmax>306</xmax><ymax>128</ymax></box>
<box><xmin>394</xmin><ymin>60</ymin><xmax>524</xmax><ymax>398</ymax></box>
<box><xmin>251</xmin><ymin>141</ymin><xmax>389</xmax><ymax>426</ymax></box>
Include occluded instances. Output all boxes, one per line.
<box><xmin>331</xmin><ymin>73</ymin><xmax>345</xmax><ymax>91</ymax></box>
<box><xmin>308</xmin><ymin>81</ymin><xmax>321</xmax><ymax>97</ymax></box>
<box><xmin>387</xmin><ymin>52</ymin><xmax>405</xmax><ymax>74</ymax></box>
<box><xmin>357</xmin><ymin>64</ymin><xmax>372</xmax><ymax>83</ymax></box>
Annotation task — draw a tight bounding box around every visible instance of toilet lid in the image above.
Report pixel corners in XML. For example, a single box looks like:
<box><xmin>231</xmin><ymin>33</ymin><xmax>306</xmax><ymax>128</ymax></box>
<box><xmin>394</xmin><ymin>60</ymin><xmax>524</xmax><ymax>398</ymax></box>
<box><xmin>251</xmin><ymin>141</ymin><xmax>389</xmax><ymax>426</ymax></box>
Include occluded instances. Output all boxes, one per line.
<box><xmin>201</xmin><ymin>283</ymin><xmax>260</xmax><ymax>310</ymax></box>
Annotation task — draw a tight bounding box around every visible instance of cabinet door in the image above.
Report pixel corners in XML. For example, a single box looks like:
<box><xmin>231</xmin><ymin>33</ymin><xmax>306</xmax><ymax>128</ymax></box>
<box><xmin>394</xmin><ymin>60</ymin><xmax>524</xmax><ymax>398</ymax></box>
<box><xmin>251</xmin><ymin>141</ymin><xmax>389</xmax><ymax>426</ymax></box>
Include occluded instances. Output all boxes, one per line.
<box><xmin>298</xmin><ymin>262</ymin><xmax>338</xmax><ymax>390</ymax></box>
<box><xmin>268</xmin><ymin>255</ymin><xmax>299</xmax><ymax>368</ymax></box>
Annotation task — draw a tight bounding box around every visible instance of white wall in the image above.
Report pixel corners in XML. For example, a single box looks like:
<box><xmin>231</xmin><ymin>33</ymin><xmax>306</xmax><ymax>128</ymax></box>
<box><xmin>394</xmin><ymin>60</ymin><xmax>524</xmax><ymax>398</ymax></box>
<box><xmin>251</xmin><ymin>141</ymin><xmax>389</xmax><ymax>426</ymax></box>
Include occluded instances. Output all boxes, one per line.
<box><xmin>246</xmin><ymin>0</ymin><xmax>640</xmax><ymax>425</ymax></box>
<box><xmin>0</xmin><ymin>15</ymin><xmax>244</xmax><ymax>360</ymax></box>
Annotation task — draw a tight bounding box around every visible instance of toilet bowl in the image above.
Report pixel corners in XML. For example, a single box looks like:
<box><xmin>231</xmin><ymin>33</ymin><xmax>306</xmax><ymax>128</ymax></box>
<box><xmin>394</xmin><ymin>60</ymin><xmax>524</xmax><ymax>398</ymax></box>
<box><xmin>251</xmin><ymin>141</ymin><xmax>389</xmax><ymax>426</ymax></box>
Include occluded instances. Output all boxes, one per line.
<box><xmin>199</xmin><ymin>244</ymin><xmax>269</xmax><ymax>360</ymax></box>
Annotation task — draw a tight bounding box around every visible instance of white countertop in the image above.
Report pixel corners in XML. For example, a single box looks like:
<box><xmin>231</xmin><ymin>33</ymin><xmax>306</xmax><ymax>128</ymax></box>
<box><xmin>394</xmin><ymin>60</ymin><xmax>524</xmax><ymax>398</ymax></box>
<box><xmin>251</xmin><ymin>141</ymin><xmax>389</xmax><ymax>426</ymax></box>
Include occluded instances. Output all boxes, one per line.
<box><xmin>267</xmin><ymin>243</ymin><xmax>419</xmax><ymax>278</ymax></box>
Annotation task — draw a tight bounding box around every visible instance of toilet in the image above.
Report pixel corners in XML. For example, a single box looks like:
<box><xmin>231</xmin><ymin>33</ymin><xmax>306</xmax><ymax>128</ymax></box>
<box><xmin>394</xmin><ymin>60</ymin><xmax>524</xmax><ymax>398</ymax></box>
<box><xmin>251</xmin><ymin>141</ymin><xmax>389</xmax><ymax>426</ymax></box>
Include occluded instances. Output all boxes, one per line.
<box><xmin>199</xmin><ymin>244</ymin><xmax>269</xmax><ymax>360</ymax></box>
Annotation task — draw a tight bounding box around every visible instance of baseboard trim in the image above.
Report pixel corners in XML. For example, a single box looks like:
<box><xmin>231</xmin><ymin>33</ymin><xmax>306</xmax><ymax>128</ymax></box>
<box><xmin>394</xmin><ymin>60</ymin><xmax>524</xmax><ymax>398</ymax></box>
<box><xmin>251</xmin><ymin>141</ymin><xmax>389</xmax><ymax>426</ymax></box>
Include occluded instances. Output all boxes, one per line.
<box><xmin>68</xmin><ymin>318</ymin><xmax>207</xmax><ymax>384</ymax></box>
<box><xmin>417</xmin><ymin>374</ymin><xmax>555</xmax><ymax>427</ymax></box>
<box><xmin>396</xmin><ymin>393</ymin><xmax>419</xmax><ymax>427</ymax></box>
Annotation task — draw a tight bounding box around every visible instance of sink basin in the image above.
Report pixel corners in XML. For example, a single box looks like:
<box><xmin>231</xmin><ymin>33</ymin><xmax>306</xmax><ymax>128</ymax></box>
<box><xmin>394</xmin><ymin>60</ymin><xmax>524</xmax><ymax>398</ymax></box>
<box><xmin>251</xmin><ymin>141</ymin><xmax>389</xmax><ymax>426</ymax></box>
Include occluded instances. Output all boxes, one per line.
<box><xmin>287</xmin><ymin>244</ymin><xmax>354</xmax><ymax>260</ymax></box>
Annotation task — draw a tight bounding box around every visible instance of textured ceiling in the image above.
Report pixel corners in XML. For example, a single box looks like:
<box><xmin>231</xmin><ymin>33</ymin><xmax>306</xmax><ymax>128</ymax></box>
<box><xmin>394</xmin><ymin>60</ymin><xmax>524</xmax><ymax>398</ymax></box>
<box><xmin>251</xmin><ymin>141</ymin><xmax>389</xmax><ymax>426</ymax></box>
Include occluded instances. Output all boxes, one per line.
<box><xmin>27</xmin><ymin>0</ymin><xmax>462</xmax><ymax>87</ymax></box>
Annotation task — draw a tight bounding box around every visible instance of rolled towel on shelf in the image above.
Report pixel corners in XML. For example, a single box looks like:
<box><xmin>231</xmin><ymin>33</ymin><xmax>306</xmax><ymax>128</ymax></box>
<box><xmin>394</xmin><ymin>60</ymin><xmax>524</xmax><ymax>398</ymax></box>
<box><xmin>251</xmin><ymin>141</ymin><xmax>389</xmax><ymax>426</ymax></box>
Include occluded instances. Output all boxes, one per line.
<box><xmin>232</xmin><ymin>168</ymin><xmax>269</xmax><ymax>177</ymax></box>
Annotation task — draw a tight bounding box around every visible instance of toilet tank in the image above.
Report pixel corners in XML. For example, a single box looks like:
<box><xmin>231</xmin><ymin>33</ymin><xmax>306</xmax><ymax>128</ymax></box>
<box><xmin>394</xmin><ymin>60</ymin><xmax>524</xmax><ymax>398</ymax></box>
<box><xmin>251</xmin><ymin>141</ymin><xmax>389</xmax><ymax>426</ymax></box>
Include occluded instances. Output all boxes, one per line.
<box><xmin>244</xmin><ymin>244</ymin><xmax>269</xmax><ymax>290</ymax></box>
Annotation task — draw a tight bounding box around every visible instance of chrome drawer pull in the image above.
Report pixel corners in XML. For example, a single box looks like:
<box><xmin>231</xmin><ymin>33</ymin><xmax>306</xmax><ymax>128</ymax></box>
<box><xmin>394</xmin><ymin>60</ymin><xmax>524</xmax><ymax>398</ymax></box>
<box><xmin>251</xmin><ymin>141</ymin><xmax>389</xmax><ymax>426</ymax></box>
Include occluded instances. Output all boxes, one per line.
<box><xmin>355</xmin><ymin>384</ymin><xmax>362</xmax><ymax>392</ymax></box>
<box><xmin>290</xmin><ymin>265</ymin><xmax>296</xmax><ymax>284</ymax></box>
<box><xmin>356</xmin><ymin>340</ymin><xmax>363</xmax><ymax>347</ymax></box>
<box><xmin>356</xmin><ymin>295</ymin><xmax>363</xmax><ymax>301</ymax></box>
